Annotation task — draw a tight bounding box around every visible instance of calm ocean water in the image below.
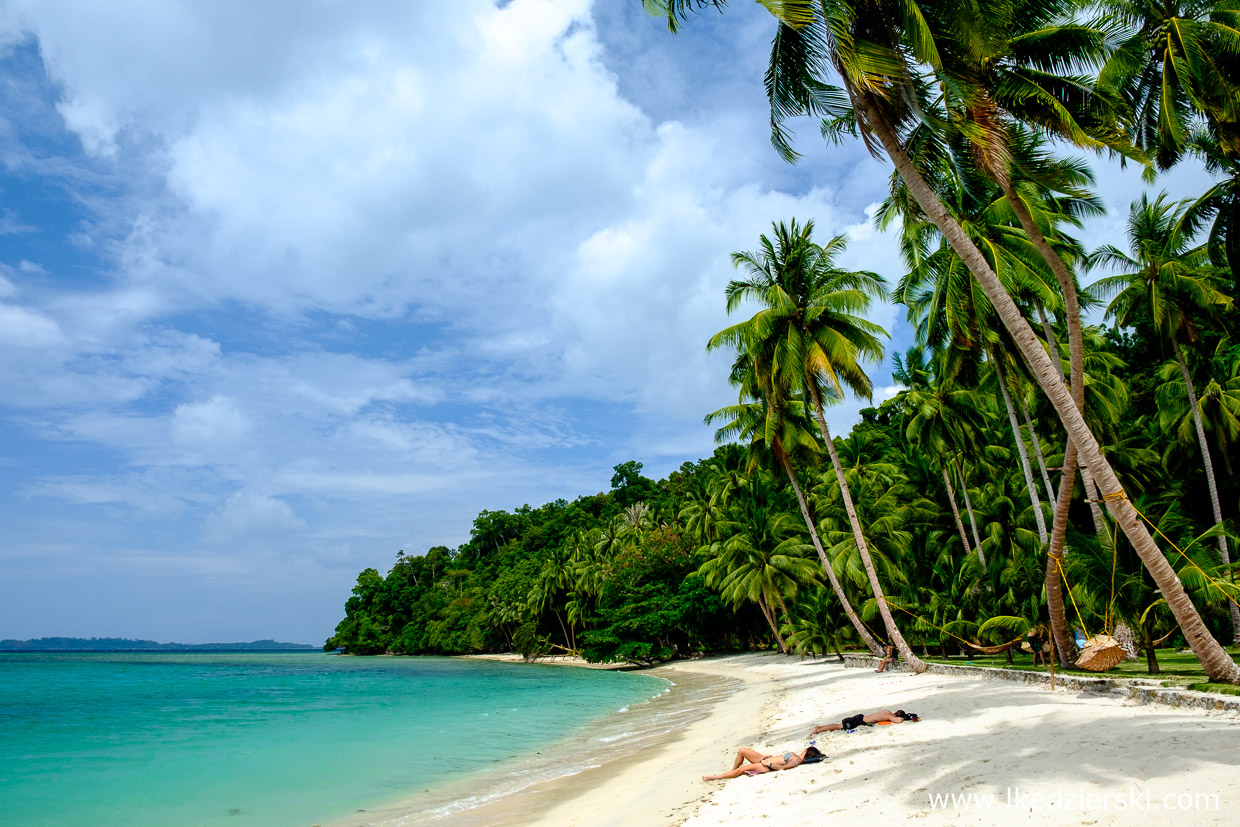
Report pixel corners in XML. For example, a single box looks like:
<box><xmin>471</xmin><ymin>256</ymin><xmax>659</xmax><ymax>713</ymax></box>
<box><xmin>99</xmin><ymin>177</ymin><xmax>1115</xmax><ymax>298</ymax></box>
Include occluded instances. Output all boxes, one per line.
<box><xmin>0</xmin><ymin>653</ymin><xmax>680</xmax><ymax>827</ymax></box>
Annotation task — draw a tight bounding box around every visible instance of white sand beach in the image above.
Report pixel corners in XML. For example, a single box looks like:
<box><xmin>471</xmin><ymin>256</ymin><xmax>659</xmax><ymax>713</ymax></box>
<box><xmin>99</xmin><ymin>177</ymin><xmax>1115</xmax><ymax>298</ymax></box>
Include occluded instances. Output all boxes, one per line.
<box><xmin>510</xmin><ymin>653</ymin><xmax>1240</xmax><ymax>826</ymax></box>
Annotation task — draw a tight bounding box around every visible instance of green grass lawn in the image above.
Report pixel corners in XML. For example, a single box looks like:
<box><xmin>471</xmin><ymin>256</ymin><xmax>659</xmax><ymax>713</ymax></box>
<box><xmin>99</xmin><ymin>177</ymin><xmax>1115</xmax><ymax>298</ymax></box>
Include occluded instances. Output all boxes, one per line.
<box><xmin>921</xmin><ymin>646</ymin><xmax>1240</xmax><ymax>693</ymax></box>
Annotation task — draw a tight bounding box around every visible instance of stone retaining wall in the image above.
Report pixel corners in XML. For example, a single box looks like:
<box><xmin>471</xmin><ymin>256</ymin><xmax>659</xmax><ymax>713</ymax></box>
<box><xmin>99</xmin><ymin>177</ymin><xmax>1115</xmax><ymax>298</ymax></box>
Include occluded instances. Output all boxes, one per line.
<box><xmin>841</xmin><ymin>654</ymin><xmax>1240</xmax><ymax>713</ymax></box>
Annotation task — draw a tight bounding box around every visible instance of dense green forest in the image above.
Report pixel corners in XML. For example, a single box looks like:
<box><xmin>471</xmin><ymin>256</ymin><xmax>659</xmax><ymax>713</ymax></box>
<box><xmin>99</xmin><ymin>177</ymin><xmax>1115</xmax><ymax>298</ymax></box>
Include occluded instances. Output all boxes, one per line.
<box><xmin>328</xmin><ymin>0</ymin><xmax>1240</xmax><ymax>680</ymax></box>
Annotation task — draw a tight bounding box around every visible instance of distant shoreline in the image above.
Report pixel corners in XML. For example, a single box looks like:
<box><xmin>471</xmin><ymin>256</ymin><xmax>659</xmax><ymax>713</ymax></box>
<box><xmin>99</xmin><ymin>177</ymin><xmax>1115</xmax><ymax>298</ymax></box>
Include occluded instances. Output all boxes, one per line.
<box><xmin>0</xmin><ymin>637</ymin><xmax>318</xmax><ymax>652</ymax></box>
<box><xmin>2</xmin><ymin>648</ymin><xmax>320</xmax><ymax>653</ymax></box>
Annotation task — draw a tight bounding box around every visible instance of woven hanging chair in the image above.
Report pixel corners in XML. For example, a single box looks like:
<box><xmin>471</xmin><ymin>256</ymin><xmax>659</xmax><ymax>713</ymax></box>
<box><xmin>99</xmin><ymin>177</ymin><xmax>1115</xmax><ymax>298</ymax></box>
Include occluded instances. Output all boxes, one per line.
<box><xmin>1075</xmin><ymin>634</ymin><xmax>1126</xmax><ymax>672</ymax></box>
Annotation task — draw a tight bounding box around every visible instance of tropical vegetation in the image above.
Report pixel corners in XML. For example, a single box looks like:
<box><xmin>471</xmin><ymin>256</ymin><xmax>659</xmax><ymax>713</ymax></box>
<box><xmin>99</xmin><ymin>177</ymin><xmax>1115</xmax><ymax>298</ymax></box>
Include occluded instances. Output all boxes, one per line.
<box><xmin>327</xmin><ymin>0</ymin><xmax>1240</xmax><ymax>683</ymax></box>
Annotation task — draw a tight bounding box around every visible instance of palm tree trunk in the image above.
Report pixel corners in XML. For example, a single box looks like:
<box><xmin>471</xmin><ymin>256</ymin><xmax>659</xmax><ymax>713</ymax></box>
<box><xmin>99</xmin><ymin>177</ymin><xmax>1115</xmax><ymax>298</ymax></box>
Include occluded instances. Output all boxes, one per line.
<box><xmin>1035</xmin><ymin>302</ymin><xmax>1064</xmax><ymax>381</ymax></box>
<box><xmin>997</xmin><ymin>358</ymin><xmax>1048</xmax><ymax>544</ymax></box>
<box><xmin>858</xmin><ymin>95</ymin><xmax>1240</xmax><ymax>682</ymax></box>
<box><xmin>942</xmin><ymin>466</ymin><xmax>973</xmax><ymax>559</ymax></box>
<box><xmin>999</xmin><ymin>179</ymin><xmax>1087</xmax><ymax>668</ymax></box>
<box><xmin>1021</xmin><ymin>400</ymin><xmax>1057</xmax><ymax>508</ymax></box>
<box><xmin>1079</xmin><ymin>464</ymin><xmax>1110</xmax><ymax>542</ymax></box>
<box><xmin>758</xmin><ymin>593</ymin><xmax>787</xmax><ymax>653</ymax></box>
<box><xmin>1045</xmin><ymin>419</ymin><xmax>1079</xmax><ymax>662</ymax></box>
<box><xmin>553</xmin><ymin>609</ymin><xmax>571</xmax><ymax>652</ymax></box>
<box><xmin>1173</xmin><ymin>335</ymin><xmax>1240</xmax><ymax>644</ymax></box>
<box><xmin>778</xmin><ymin>452</ymin><xmax>884</xmax><ymax>655</ymax></box>
<box><xmin>956</xmin><ymin>459</ymin><xmax>985</xmax><ymax>566</ymax></box>
<box><xmin>807</xmin><ymin>382</ymin><xmax>927</xmax><ymax>672</ymax></box>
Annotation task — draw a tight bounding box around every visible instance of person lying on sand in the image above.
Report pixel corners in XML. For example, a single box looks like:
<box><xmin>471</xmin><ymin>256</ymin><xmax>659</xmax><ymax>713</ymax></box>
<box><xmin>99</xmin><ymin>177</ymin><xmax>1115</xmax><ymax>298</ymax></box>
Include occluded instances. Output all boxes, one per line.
<box><xmin>810</xmin><ymin>709</ymin><xmax>920</xmax><ymax>735</ymax></box>
<box><xmin>702</xmin><ymin>745</ymin><xmax>824</xmax><ymax>781</ymax></box>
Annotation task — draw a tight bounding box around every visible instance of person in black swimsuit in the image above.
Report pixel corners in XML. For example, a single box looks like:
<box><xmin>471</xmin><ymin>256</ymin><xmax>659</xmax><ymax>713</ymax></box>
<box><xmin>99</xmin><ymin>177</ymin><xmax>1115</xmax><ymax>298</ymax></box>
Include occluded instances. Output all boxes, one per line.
<box><xmin>702</xmin><ymin>745</ymin><xmax>823</xmax><ymax>781</ymax></box>
<box><xmin>810</xmin><ymin>709</ymin><xmax>920</xmax><ymax>735</ymax></box>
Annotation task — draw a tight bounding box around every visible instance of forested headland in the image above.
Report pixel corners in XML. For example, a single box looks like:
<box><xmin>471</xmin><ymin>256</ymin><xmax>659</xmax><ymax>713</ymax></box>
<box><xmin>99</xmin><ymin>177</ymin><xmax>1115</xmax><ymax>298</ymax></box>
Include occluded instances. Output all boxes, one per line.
<box><xmin>327</xmin><ymin>301</ymin><xmax>1240</xmax><ymax>668</ymax></box>
<box><xmin>329</xmin><ymin>0</ymin><xmax>1240</xmax><ymax>680</ymax></box>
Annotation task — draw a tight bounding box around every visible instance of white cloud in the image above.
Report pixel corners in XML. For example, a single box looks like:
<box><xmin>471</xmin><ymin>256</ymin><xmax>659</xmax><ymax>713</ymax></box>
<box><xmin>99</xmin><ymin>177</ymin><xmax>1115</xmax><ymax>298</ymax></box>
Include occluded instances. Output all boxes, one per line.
<box><xmin>0</xmin><ymin>0</ymin><xmax>912</xmax><ymax>641</ymax></box>
<box><xmin>171</xmin><ymin>396</ymin><xmax>251</xmax><ymax>448</ymax></box>
<box><xmin>203</xmin><ymin>492</ymin><xmax>307</xmax><ymax>543</ymax></box>
<box><xmin>0</xmin><ymin>208</ymin><xmax>35</xmax><ymax>235</ymax></box>
<box><xmin>0</xmin><ymin>302</ymin><xmax>68</xmax><ymax>348</ymax></box>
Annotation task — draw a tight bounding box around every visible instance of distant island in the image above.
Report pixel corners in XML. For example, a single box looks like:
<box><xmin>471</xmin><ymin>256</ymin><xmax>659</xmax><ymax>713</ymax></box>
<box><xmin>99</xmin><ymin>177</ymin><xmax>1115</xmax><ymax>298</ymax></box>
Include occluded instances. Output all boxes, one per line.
<box><xmin>0</xmin><ymin>637</ymin><xmax>318</xmax><ymax>652</ymax></box>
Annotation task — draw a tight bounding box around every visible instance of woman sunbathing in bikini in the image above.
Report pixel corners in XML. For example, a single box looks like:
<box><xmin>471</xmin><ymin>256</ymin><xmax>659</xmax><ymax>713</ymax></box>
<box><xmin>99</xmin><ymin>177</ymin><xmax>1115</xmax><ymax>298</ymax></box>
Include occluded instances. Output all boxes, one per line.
<box><xmin>810</xmin><ymin>709</ymin><xmax>920</xmax><ymax>735</ymax></box>
<box><xmin>701</xmin><ymin>745</ymin><xmax>823</xmax><ymax>781</ymax></box>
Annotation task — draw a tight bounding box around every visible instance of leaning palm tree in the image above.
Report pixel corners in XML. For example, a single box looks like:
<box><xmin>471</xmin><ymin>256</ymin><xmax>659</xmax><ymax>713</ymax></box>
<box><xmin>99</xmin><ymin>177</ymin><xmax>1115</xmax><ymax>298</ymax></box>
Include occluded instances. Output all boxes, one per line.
<box><xmin>1092</xmin><ymin>192</ymin><xmax>1239</xmax><ymax>641</ymax></box>
<box><xmin>709</xmin><ymin>219</ymin><xmax>926</xmax><ymax>669</ymax></box>
<box><xmin>1157</xmin><ymin>364</ymin><xmax>1240</xmax><ymax>478</ymax></box>
<box><xmin>697</xmin><ymin>483</ymin><xmax>822</xmax><ymax>652</ymax></box>
<box><xmin>706</xmin><ymin>372</ymin><xmax>885</xmax><ymax>654</ymax></box>
<box><xmin>648</xmin><ymin>0</ymin><xmax>1240</xmax><ymax>682</ymax></box>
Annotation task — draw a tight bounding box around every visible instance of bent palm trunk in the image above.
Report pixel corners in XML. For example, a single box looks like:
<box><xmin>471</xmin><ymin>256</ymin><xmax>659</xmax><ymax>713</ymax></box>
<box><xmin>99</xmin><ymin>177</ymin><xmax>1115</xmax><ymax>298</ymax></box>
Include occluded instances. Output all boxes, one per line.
<box><xmin>943</xmin><ymin>466</ymin><xmax>974</xmax><ymax>559</ymax></box>
<box><xmin>956</xmin><ymin>459</ymin><xmax>986</xmax><ymax>566</ymax></box>
<box><xmin>1021</xmin><ymin>400</ymin><xmax>1057</xmax><ymax>510</ymax></box>
<box><xmin>758</xmin><ymin>593</ymin><xmax>787</xmax><ymax>653</ymax></box>
<box><xmin>860</xmin><ymin>96</ymin><xmax>1240</xmax><ymax>682</ymax></box>
<box><xmin>778</xmin><ymin>453</ymin><xmax>884</xmax><ymax>655</ymax></box>
<box><xmin>997</xmin><ymin>360</ymin><xmax>1048</xmax><ymax>545</ymax></box>
<box><xmin>1000</xmin><ymin>179</ymin><xmax>1088</xmax><ymax>668</ymax></box>
<box><xmin>1046</xmin><ymin>440</ymin><xmax>1079</xmax><ymax>664</ymax></box>
<box><xmin>807</xmin><ymin>383</ymin><xmax>927</xmax><ymax>672</ymax></box>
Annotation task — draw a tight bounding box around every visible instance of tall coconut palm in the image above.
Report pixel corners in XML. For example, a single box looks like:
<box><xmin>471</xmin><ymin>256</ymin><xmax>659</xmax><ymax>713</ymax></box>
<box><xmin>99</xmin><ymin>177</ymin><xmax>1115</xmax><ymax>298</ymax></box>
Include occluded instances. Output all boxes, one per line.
<box><xmin>880</xmin><ymin>89</ymin><xmax>1107</xmax><ymax>661</ymax></box>
<box><xmin>707</xmin><ymin>357</ymin><xmax>886</xmax><ymax>654</ymax></box>
<box><xmin>650</xmin><ymin>0</ymin><xmax>1240</xmax><ymax>682</ymax></box>
<box><xmin>1092</xmin><ymin>192</ymin><xmax>1239</xmax><ymax>640</ymax></box>
<box><xmin>1157</xmin><ymin>364</ymin><xmax>1240</xmax><ymax>477</ymax></box>
<box><xmin>709</xmin><ymin>219</ymin><xmax>924</xmax><ymax>668</ymax></box>
<box><xmin>886</xmin><ymin>157</ymin><xmax>1087</xmax><ymax>550</ymax></box>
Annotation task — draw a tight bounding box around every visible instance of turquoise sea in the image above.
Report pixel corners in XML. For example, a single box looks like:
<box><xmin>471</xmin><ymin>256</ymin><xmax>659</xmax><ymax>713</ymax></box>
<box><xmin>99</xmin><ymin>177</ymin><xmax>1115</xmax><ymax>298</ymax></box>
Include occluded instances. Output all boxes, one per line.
<box><xmin>0</xmin><ymin>652</ymin><xmax>728</xmax><ymax>827</ymax></box>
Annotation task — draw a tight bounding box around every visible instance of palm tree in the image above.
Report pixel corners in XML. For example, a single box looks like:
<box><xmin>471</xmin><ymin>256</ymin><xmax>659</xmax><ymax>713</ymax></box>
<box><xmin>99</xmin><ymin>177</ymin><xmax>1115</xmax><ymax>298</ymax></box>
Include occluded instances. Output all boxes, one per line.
<box><xmin>896</xmin><ymin>350</ymin><xmax>988</xmax><ymax>563</ymax></box>
<box><xmin>653</xmin><ymin>0</ymin><xmax>1240</xmax><ymax>681</ymax></box>
<box><xmin>1092</xmin><ymin>192</ymin><xmax>1239</xmax><ymax>642</ymax></box>
<box><xmin>706</xmin><ymin>379</ymin><xmax>886</xmax><ymax>654</ymax></box>
<box><xmin>710</xmin><ymin>219</ymin><xmax>926</xmax><ymax>669</ymax></box>
<box><xmin>697</xmin><ymin>482</ymin><xmax>821</xmax><ymax>652</ymax></box>
<box><xmin>879</xmin><ymin>76</ymin><xmax>1106</xmax><ymax>662</ymax></box>
<box><xmin>1181</xmin><ymin>136</ymin><xmax>1240</xmax><ymax>283</ymax></box>
<box><xmin>530</xmin><ymin>544</ymin><xmax>577</xmax><ymax>652</ymax></box>
<box><xmin>1157</xmin><ymin>363</ymin><xmax>1240</xmax><ymax>477</ymax></box>
<box><xmin>1097</xmin><ymin>0</ymin><xmax>1240</xmax><ymax>169</ymax></box>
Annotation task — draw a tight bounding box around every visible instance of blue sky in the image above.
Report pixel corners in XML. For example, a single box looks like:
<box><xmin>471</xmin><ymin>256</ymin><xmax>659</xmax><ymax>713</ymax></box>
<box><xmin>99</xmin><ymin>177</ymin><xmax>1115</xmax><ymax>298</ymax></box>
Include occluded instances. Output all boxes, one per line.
<box><xmin>0</xmin><ymin>1</ymin><xmax>1217</xmax><ymax>644</ymax></box>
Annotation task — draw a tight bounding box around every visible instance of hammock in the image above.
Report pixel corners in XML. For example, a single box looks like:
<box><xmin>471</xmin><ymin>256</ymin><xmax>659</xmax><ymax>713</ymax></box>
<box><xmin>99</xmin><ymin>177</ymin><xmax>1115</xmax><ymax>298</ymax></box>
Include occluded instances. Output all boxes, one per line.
<box><xmin>1075</xmin><ymin>634</ymin><xmax>1126</xmax><ymax>672</ymax></box>
<box><xmin>961</xmin><ymin>634</ymin><xmax>1027</xmax><ymax>655</ymax></box>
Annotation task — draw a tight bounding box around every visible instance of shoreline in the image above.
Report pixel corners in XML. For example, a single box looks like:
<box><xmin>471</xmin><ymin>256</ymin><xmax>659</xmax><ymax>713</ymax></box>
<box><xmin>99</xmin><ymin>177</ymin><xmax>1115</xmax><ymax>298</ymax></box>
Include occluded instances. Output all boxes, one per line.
<box><xmin>453</xmin><ymin>651</ymin><xmax>1240</xmax><ymax>825</ymax></box>
<box><xmin>456</xmin><ymin>652</ymin><xmax>790</xmax><ymax>826</ymax></box>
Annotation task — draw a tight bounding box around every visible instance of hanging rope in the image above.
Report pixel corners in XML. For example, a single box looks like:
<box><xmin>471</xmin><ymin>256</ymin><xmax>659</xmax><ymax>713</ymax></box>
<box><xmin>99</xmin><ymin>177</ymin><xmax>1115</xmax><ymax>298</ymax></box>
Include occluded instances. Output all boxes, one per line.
<box><xmin>1106</xmin><ymin>508</ymin><xmax>1120</xmax><ymax>635</ymax></box>
<box><xmin>854</xmin><ymin>611</ymin><xmax>887</xmax><ymax>650</ymax></box>
<box><xmin>1097</xmin><ymin>487</ymin><xmax>1240</xmax><ymax>614</ymax></box>
<box><xmin>1054</xmin><ymin>556</ymin><xmax>1090</xmax><ymax>639</ymax></box>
